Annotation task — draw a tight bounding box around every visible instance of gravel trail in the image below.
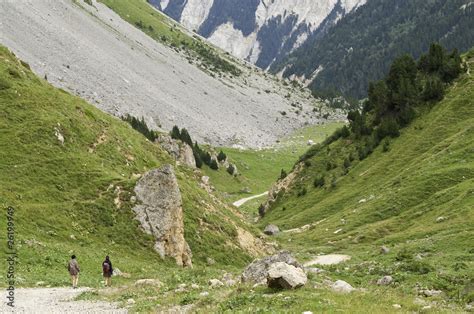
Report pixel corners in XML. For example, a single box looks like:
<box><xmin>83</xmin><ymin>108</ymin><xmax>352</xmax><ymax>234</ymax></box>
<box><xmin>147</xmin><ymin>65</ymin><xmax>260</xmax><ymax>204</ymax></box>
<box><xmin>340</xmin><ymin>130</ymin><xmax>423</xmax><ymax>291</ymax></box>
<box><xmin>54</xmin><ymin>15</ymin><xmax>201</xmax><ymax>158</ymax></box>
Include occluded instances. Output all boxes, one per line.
<box><xmin>1</xmin><ymin>287</ymin><xmax>126</xmax><ymax>313</ymax></box>
<box><xmin>232</xmin><ymin>191</ymin><xmax>269</xmax><ymax>207</ymax></box>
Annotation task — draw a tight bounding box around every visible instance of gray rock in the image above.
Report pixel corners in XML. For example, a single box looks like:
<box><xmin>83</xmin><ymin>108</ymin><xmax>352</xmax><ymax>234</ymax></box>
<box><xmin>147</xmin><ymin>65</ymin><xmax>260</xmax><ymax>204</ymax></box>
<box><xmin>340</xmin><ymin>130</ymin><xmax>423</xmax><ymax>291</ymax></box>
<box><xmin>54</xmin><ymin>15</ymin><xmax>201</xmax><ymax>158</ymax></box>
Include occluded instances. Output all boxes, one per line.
<box><xmin>436</xmin><ymin>216</ymin><xmax>447</xmax><ymax>223</ymax></box>
<box><xmin>331</xmin><ymin>280</ymin><xmax>355</xmax><ymax>293</ymax></box>
<box><xmin>199</xmin><ymin>291</ymin><xmax>209</xmax><ymax>297</ymax></box>
<box><xmin>267</xmin><ymin>262</ymin><xmax>307</xmax><ymax>289</ymax></box>
<box><xmin>305</xmin><ymin>267</ymin><xmax>325</xmax><ymax>274</ymax></box>
<box><xmin>134</xmin><ymin>279</ymin><xmax>162</xmax><ymax>287</ymax></box>
<box><xmin>264</xmin><ymin>224</ymin><xmax>280</xmax><ymax>236</ymax></box>
<box><xmin>133</xmin><ymin>165</ymin><xmax>192</xmax><ymax>267</ymax></box>
<box><xmin>241</xmin><ymin>251</ymin><xmax>301</xmax><ymax>284</ymax></box>
<box><xmin>422</xmin><ymin>289</ymin><xmax>443</xmax><ymax>297</ymax></box>
<box><xmin>209</xmin><ymin>279</ymin><xmax>224</xmax><ymax>288</ymax></box>
<box><xmin>206</xmin><ymin>257</ymin><xmax>216</xmax><ymax>266</ymax></box>
<box><xmin>377</xmin><ymin>276</ymin><xmax>393</xmax><ymax>286</ymax></box>
<box><xmin>155</xmin><ymin>134</ymin><xmax>196</xmax><ymax>168</ymax></box>
<box><xmin>380</xmin><ymin>246</ymin><xmax>390</xmax><ymax>254</ymax></box>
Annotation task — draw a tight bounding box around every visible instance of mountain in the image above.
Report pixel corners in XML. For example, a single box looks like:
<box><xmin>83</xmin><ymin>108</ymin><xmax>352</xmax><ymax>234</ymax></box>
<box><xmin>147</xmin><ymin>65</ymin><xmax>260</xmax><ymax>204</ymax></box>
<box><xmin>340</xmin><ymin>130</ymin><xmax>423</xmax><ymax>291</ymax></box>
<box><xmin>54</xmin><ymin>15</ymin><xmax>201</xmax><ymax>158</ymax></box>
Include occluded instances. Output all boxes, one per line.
<box><xmin>255</xmin><ymin>48</ymin><xmax>474</xmax><ymax>310</ymax></box>
<box><xmin>0</xmin><ymin>0</ymin><xmax>337</xmax><ymax>148</ymax></box>
<box><xmin>0</xmin><ymin>44</ymin><xmax>267</xmax><ymax>286</ymax></box>
<box><xmin>271</xmin><ymin>0</ymin><xmax>474</xmax><ymax>99</ymax></box>
<box><xmin>151</xmin><ymin>0</ymin><xmax>366</xmax><ymax>69</ymax></box>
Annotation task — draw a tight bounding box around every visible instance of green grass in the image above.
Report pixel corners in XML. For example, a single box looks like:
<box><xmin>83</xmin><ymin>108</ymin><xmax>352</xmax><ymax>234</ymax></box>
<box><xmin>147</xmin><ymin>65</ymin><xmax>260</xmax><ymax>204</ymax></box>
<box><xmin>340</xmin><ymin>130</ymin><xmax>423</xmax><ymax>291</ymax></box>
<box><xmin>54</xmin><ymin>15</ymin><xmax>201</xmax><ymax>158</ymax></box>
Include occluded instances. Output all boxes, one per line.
<box><xmin>0</xmin><ymin>46</ymin><xmax>256</xmax><ymax>290</ymax></box>
<box><xmin>202</xmin><ymin>122</ymin><xmax>344</xmax><ymax>203</ymax></box>
<box><xmin>257</xmin><ymin>52</ymin><xmax>474</xmax><ymax>309</ymax></box>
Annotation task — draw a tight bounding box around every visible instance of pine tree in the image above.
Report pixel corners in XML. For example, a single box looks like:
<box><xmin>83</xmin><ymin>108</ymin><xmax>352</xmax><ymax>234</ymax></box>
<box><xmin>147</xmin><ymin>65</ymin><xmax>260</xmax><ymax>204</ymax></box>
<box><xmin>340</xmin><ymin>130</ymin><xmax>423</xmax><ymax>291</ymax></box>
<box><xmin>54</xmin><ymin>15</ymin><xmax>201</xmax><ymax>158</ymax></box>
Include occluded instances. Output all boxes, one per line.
<box><xmin>217</xmin><ymin>150</ymin><xmax>227</xmax><ymax>162</ymax></box>
<box><xmin>170</xmin><ymin>125</ymin><xmax>180</xmax><ymax>140</ymax></box>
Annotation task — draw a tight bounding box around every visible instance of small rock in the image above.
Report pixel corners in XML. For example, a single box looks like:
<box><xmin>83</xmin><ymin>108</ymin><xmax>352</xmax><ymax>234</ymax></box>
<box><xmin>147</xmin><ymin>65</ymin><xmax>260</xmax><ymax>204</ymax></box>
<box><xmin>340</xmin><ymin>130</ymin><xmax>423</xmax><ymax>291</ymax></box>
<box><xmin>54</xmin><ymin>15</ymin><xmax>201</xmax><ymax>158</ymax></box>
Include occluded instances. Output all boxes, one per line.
<box><xmin>112</xmin><ymin>268</ymin><xmax>123</xmax><ymax>276</ymax></box>
<box><xmin>436</xmin><ymin>216</ymin><xmax>447</xmax><ymax>223</ymax></box>
<box><xmin>392</xmin><ymin>304</ymin><xmax>402</xmax><ymax>309</ymax></box>
<box><xmin>358</xmin><ymin>198</ymin><xmax>367</xmax><ymax>204</ymax></box>
<box><xmin>307</xmin><ymin>140</ymin><xmax>314</xmax><ymax>146</ymax></box>
<box><xmin>127</xmin><ymin>298</ymin><xmax>135</xmax><ymax>305</ymax></box>
<box><xmin>209</xmin><ymin>279</ymin><xmax>224</xmax><ymax>288</ymax></box>
<box><xmin>225</xmin><ymin>279</ymin><xmax>237</xmax><ymax>287</ymax></box>
<box><xmin>191</xmin><ymin>283</ymin><xmax>200</xmax><ymax>289</ymax></box>
<box><xmin>264</xmin><ymin>224</ymin><xmax>280</xmax><ymax>236</ymax></box>
<box><xmin>267</xmin><ymin>262</ymin><xmax>307</xmax><ymax>289</ymax></box>
<box><xmin>422</xmin><ymin>289</ymin><xmax>443</xmax><ymax>297</ymax></box>
<box><xmin>377</xmin><ymin>276</ymin><xmax>393</xmax><ymax>286</ymax></box>
<box><xmin>35</xmin><ymin>281</ymin><xmax>45</xmax><ymax>286</ymax></box>
<box><xmin>331</xmin><ymin>280</ymin><xmax>355</xmax><ymax>293</ymax></box>
<box><xmin>69</xmin><ymin>234</ymin><xmax>76</xmax><ymax>240</ymax></box>
<box><xmin>380</xmin><ymin>246</ymin><xmax>390</xmax><ymax>254</ymax></box>
<box><xmin>422</xmin><ymin>305</ymin><xmax>432</xmax><ymax>310</ymax></box>
<box><xmin>130</xmin><ymin>196</ymin><xmax>137</xmax><ymax>204</ymax></box>
<box><xmin>206</xmin><ymin>257</ymin><xmax>216</xmax><ymax>266</ymax></box>
<box><xmin>134</xmin><ymin>279</ymin><xmax>162</xmax><ymax>287</ymax></box>
<box><xmin>305</xmin><ymin>267</ymin><xmax>325</xmax><ymax>274</ymax></box>
<box><xmin>199</xmin><ymin>291</ymin><xmax>209</xmax><ymax>297</ymax></box>
<box><xmin>303</xmin><ymin>311</ymin><xmax>313</xmax><ymax>314</ymax></box>
<box><xmin>240</xmin><ymin>187</ymin><xmax>251</xmax><ymax>194</ymax></box>
<box><xmin>201</xmin><ymin>176</ymin><xmax>210</xmax><ymax>185</ymax></box>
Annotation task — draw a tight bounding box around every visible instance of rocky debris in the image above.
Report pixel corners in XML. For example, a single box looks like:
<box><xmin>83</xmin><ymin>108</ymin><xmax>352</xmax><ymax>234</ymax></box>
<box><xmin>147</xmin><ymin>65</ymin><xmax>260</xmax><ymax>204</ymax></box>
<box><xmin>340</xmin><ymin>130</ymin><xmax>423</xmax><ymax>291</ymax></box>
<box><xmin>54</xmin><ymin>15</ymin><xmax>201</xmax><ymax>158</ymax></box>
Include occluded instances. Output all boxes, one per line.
<box><xmin>112</xmin><ymin>268</ymin><xmax>122</xmax><ymax>276</ymax></box>
<box><xmin>305</xmin><ymin>267</ymin><xmax>325</xmax><ymax>274</ymax></box>
<box><xmin>307</xmin><ymin>140</ymin><xmax>315</xmax><ymax>146</ymax></box>
<box><xmin>191</xmin><ymin>283</ymin><xmax>200</xmax><ymax>289</ymax></box>
<box><xmin>134</xmin><ymin>279</ymin><xmax>162</xmax><ymax>288</ymax></box>
<box><xmin>206</xmin><ymin>257</ymin><xmax>216</xmax><ymax>266</ymax></box>
<box><xmin>35</xmin><ymin>281</ymin><xmax>45</xmax><ymax>286</ymax></box>
<box><xmin>236</xmin><ymin>227</ymin><xmax>270</xmax><ymax>257</ymax></box>
<box><xmin>436</xmin><ymin>216</ymin><xmax>447</xmax><ymax>223</ymax></box>
<box><xmin>392</xmin><ymin>304</ymin><xmax>402</xmax><ymax>309</ymax></box>
<box><xmin>201</xmin><ymin>176</ymin><xmax>210</xmax><ymax>185</ymax></box>
<box><xmin>208</xmin><ymin>279</ymin><xmax>224</xmax><ymax>288</ymax></box>
<box><xmin>377</xmin><ymin>276</ymin><xmax>393</xmax><ymax>286</ymax></box>
<box><xmin>199</xmin><ymin>291</ymin><xmax>209</xmax><ymax>297</ymax></box>
<box><xmin>421</xmin><ymin>289</ymin><xmax>443</xmax><ymax>297</ymax></box>
<box><xmin>380</xmin><ymin>246</ymin><xmax>390</xmax><ymax>254</ymax></box>
<box><xmin>330</xmin><ymin>280</ymin><xmax>355</xmax><ymax>293</ymax></box>
<box><xmin>155</xmin><ymin>134</ymin><xmax>196</xmax><ymax>168</ymax></box>
<box><xmin>126</xmin><ymin>298</ymin><xmax>135</xmax><ymax>305</ymax></box>
<box><xmin>54</xmin><ymin>124</ymin><xmax>64</xmax><ymax>145</ymax></box>
<box><xmin>133</xmin><ymin>165</ymin><xmax>192</xmax><ymax>267</ymax></box>
<box><xmin>264</xmin><ymin>224</ymin><xmax>280</xmax><ymax>236</ymax></box>
<box><xmin>228</xmin><ymin>163</ymin><xmax>238</xmax><ymax>176</ymax></box>
<box><xmin>267</xmin><ymin>262</ymin><xmax>307</xmax><ymax>289</ymax></box>
<box><xmin>303</xmin><ymin>254</ymin><xmax>351</xmax><ymax>266</ymax></box>
<box><xmin>241</xmin><ymin>251</ymin><xmax>301</xmax><ymax>284</ymax></box>
<box><xmin>240</xmin><ymin>187</ymin><xmax>252</xmax><ymax>194</ymax></box>
<box><xmin>222</xmin><ymin>273</ymin><xmax>237</xmax><ymax>287</ymax></box>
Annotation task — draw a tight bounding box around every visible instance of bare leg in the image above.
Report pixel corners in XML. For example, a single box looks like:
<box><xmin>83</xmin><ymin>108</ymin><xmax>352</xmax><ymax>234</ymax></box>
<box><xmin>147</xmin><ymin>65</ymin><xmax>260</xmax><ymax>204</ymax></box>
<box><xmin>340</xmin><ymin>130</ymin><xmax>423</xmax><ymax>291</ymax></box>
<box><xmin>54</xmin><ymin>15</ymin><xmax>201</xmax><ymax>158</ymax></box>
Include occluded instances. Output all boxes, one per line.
<box><xmin>74</xmin><ymin>274</ymin><xmax>79</xmax><ymax>288</ymax></box>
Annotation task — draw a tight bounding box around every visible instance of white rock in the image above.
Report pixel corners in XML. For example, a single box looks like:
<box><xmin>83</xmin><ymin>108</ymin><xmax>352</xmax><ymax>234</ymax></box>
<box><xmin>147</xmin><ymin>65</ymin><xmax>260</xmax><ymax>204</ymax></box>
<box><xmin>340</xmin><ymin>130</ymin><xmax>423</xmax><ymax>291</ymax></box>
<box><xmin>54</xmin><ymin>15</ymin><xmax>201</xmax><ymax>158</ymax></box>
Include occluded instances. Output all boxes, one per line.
<box><xmin>200</xmin><ymin>291</ymin><xmax>209</xmax><ymax>297</ymax></box>
<box><xmin>267</xmin><ymin>262</ymin><xmax>307</xmax><ymax>289</ymax></box>
<box><xmin>127</xmin><ymin>298</ymin><xmax>135</xmax><ymax>305</ymax></box>
<box><xmin>377</xmin><ymin>276</ymin><xmax>393</xmax><ymax>286</ymax></box>
<box><xmin>392</xmin><ymin>304</ymin><xmax>402</xmax><ymax>309</ymax></box>
<box><xmin>209</xmin><ymin>279</ymin><xmax>224</xmax><ymax>288</ymax></box>
<box><xmin>331</xmin><ymin>280</ymin><xmax>355</xmax><ymax>293</ymax></box>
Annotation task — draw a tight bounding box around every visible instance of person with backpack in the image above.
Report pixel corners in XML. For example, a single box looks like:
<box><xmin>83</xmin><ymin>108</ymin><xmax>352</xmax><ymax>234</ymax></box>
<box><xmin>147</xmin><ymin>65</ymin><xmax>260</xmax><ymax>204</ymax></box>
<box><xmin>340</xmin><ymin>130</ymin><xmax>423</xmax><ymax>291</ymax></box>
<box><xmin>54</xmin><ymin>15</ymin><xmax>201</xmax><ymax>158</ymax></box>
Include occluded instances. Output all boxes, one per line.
<box><xmin>102</xmin><ymin>255</ymin><xmax>113</xmax><ymax>287</ymax></box>
<box><xmin>67</xmin><ymin>255</ymin><xmax>80</xmax><ymax>289</ymax></box>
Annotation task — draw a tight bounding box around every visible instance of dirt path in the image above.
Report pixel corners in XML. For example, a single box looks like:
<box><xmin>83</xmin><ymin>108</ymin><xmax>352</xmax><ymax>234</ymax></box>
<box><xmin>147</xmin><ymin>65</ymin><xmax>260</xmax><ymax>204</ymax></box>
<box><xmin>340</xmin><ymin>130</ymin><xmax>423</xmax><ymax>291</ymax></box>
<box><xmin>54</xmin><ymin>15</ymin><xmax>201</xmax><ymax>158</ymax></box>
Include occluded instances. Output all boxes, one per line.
<box><xmin>232</xmin><ymin>191</ymin><xmax>268</xmax><ymax>207</ymax></box>
<box><xmin>1</xmin><ymin>287</ymin><xmax>126</xmax><ymax>313</ymax></box>
<box><xmin>304</xmin><ymin>254</ymin><xmax>351</xmax><ymax>267</ymax></box>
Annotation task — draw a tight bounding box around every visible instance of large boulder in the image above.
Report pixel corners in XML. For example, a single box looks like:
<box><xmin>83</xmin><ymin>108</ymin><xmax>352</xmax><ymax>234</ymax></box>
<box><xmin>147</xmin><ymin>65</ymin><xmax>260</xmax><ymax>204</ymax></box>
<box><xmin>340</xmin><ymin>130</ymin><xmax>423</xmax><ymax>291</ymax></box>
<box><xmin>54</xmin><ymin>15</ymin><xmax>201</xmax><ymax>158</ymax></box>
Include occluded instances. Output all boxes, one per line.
<box><xmin>155</xmin><ymin>134</ymin><xmax>196</xmax><ymax>168</ymax></box>
<box><xmin>267</xmin><ymin>262</ymin><xmax>307</xmax><ymax>289</ymax></box>
<box><xmin>133</xmin><ymin>165</ymin><xmax>192</xmax><ymax>267</ymax></box>
<box><xmin>241</xmin><ymin>251</ymin><xmax>301</xmax><ymax>284</ymax></box>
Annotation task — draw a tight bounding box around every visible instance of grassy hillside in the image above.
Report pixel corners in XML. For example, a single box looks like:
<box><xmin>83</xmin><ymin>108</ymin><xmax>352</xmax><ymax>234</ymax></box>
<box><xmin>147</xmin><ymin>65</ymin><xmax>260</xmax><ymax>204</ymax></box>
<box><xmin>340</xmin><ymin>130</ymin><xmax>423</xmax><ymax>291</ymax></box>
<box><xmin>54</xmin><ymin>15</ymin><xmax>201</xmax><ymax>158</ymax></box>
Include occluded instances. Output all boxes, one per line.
<box><xmin>256</xmin><ymin>50</ymin><xmax>474</xmax><ymax>309</ymax></box>
<box><xmin>0</xmin><ymin>46</ymin><xmax>260</xmax><ymax>291</ymax></box>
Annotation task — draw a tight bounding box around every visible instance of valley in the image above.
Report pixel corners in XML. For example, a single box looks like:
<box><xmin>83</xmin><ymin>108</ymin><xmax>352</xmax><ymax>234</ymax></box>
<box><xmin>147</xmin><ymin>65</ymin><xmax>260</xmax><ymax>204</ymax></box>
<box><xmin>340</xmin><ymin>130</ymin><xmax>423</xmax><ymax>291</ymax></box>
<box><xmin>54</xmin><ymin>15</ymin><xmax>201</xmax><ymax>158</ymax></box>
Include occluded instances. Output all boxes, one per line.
<box><xmin>0</xmin><ymin>0</ymin><xmax>473</xmax><ymax>313</ymax></box>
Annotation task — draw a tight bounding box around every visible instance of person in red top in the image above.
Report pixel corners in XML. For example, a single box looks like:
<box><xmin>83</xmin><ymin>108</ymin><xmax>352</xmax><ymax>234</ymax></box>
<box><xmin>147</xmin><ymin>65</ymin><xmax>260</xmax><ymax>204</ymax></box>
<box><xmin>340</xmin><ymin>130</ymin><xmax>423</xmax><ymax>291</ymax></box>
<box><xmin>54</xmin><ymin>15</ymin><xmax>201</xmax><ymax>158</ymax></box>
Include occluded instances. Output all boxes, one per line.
<box><xmin>102</xmin><ymin>255</ymin><xmax>113</xmax><ymax>287</ymax></box>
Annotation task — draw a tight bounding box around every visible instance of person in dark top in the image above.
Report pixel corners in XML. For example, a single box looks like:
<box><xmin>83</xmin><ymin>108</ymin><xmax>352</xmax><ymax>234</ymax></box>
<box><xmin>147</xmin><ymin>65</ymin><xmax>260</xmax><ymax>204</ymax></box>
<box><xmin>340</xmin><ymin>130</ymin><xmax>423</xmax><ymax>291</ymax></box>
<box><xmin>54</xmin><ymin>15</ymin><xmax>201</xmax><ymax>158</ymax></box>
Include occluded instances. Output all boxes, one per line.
<box><xmin>102</xmin><ymin>255</ymin><xmax>113</xmax><ymax>287</ymax></box>
<box><xmin>67</xmin><ymin>255</ymin><xmax>80</xmax><ymax>289</ymax></box>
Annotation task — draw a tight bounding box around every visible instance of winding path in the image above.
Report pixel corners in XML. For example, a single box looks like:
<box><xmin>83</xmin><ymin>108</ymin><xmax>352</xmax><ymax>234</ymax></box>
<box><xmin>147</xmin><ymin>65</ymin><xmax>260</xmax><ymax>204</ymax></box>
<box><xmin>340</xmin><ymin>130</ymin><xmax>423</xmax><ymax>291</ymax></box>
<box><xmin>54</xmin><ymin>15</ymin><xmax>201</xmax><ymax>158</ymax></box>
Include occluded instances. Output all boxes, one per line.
<box><xmin>233</xmin><ymin>191</ymin><xmax>268</xmax><ymax>207</ymax></box>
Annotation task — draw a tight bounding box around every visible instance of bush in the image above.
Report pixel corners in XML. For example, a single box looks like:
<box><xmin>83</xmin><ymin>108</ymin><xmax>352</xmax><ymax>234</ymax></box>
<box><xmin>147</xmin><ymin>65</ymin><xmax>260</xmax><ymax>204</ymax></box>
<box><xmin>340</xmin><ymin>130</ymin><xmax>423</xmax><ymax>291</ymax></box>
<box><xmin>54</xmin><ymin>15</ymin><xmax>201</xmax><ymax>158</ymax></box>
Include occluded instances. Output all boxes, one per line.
<box><xmin>209</xmin><ymin>159</ymin><xmax>219</xmax><ymax>170</ymax></box>
<box><xmin>279</xmin><ymin>169</ymin><xmax>287</xmax><ymax>180</ymax></box>
<box><xmin>170</xmin><ymin>125</ymin><xmax>180</xmax><ymax>140</ymax></box>
<box><xmin>382</xmin><ymin>139</ymin><xmax>390</xmax><ymax>152</ymax></box>
<box><xmin>343</xmin><ymin>158</ymin><xmax>351</xmax><ymax>169</ymax></box>
<box><xmin>314</xmin><ymin>176</ymin><xmax>325</xmax><ymax>188</ymax></box>
<box><xmin>217</xmin><ymin>150</ymin><xmax>227</xmax><ymax>162</ymax></box>
<box><xmin>0</xmin><ymin>77</ymin><xmax>12</xmax><ymax>91</ymax></box>
<box><xmin>122</xmin><ymin>114</ymin><xmax>157</xmax><ymax>142</ymax></box>
<box><xmin>422</xmin><ymin>76</ymin><xmax>445</xmax><ymax>101</ymax></box>
<box><xmin>193</xmin><ymin>142</ymin><xmax>203</xmax><ymax>168</ymax></box>
<box><xmin>297</xmin><ymin>187</ymin><xmax>307</xmax><ymax>197</ymax></box>
<box><xmin>227</xmin><ymin>164</ymin><xmax>235</xmax><ymax>175</ymax></box>
<box><xmin>375</xmin><ymin>117</ymin><xmax>400</xmax><ymax>142</ymax></box>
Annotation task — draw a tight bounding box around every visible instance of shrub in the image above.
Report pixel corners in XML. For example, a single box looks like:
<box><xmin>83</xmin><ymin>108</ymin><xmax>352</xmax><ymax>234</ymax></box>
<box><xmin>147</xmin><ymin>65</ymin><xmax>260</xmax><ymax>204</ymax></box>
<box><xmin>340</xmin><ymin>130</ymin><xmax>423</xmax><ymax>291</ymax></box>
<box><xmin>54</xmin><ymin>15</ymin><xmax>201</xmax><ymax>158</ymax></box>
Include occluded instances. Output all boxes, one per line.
<box><xmin>170</xmin><ymin>125</ymin><xmax>180</xmax><ymax>140</ymax></box>
<box><xmin>0</xmin><ymin>77</ymin><xmax>12</xmax><ymax>91</ymax></box>
<box><xmin>376</xmin><ymin>117</ymin><xmax>400</xmax><ymax>142</ymax></box>
<box><xmin>279</xmin><ymin>169</ymin><xmax>287</xmax><ymax>180</ymax></box>
<box><xmin>209</xmin><ymin>159</ymin><xmax>219</xmax><ymax>170</ymax></box>
<box><xmin>227</xmin><ymin>164</ymin><xmax>235</xmax><ymax>175</ymax></box>
<box><xmin>217</xmin><ymin>150</ymin><xmax>227</xmax><ymax>162</ymax></box>
<box><xmin>297</xmin><ymin>187</ymin><xmax>307</xmax><ymax>197</ymax></box>
<box><xmin>422</xmin><ymin>76</ymin><xmax>445</xmax><ymax>101</ymax></box>
<box><xmin>314</xmin><ymin>176</ymin><xmax>325</xmax><ymax>188</ymax></box>
<box><xmin>122</xmin><ymin>114</ymin><xmax>157</xmax><ymax>142</ymax></box>
<box><xmin>304</xmin><ymin>160</ymin><xmax>312</xmax><ymax>167</ymax></box>
<box><xmin>382</xmin><ymin>139</ymin><xmax>390</xmax><ymax>152</ymax></box>
<box><xmin>343</xmin><ymin>158</ymin><xmax>351</xmax><ymax>169</ymax></box>
<box><xmin>258</xmin><ymin>204</ymin><xmax>266</xmax><ymax>217</ymax></box>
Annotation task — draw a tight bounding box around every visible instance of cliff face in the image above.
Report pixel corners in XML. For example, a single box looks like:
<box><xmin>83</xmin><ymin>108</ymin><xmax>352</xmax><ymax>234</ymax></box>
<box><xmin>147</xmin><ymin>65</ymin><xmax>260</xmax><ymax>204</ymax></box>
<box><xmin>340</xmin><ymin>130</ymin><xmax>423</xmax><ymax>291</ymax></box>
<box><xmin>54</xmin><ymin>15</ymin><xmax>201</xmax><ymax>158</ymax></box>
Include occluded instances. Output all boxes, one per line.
<box><xmin>154</xmin><ymin>0</ymin><xmax>366</xmax><ymax>69</ymax></box>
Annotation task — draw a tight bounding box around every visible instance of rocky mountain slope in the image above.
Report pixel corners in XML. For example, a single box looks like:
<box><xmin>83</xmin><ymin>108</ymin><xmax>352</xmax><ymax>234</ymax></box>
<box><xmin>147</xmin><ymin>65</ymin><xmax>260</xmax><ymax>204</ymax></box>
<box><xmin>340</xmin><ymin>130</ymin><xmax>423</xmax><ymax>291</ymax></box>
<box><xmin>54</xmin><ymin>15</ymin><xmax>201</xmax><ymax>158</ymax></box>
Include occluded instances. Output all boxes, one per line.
<box><xmin>272</xmin><ymin>0</ymin><xmax>474</xmax><ymax>98</ymax></box>
<box><xmin>152</xmin><ymin>0</ymin><xmax>366</xmax><ymax>69</ymax></box>
<box><xmin>0</xmin><ymin>0</ymin><xmax>334</xmax><ymax>148</ymax></box>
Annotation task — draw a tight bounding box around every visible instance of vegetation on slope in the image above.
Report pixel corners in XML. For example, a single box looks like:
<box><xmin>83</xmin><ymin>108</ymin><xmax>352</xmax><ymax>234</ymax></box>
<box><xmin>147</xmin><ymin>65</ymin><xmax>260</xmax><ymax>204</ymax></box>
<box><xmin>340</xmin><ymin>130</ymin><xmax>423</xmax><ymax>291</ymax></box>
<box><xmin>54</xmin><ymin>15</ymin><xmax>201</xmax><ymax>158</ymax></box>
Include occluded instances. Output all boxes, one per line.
<box><xmin>96</xmin><ymin>0</ymin><xmax>241</xmax><ymax>76</ymax></box>
<box><xmin>0</xmin><ymin>46</ymin><xmax>257</xmax><ymax>291</ymax></box>
<box><xmin>272</xmin><ymin>0</ymin><xmax>474</xmax><ymax>99</ymax></box>
<box><xmin>258</xmin><ymin>48</ymin><xmax>474</xmax><ymax>309</ymax></box>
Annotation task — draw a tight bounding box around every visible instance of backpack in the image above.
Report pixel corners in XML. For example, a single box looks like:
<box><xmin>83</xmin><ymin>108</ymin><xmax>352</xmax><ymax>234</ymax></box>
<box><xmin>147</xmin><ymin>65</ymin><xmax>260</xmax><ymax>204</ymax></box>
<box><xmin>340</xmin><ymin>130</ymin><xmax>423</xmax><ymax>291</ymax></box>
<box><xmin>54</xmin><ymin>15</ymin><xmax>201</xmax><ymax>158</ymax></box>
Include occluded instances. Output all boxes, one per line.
<box><xmin>102</xmin><ymin>262</ymin><xmax>110</xmax><ymax>274</ymax></box>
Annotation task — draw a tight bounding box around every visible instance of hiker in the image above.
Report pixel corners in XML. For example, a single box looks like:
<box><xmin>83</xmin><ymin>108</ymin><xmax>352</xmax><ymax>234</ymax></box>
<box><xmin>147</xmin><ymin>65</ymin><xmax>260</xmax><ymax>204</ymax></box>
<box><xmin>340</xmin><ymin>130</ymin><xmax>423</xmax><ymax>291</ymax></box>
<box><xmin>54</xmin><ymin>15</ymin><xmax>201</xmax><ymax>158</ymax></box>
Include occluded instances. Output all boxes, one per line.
<box><xmin>102</xmin><ymin>255</ymin><xmax>113</xmax><ymax>287</ymax></box>
<box><xmin>67</xmin><ymin>255</ymin><xmax>80</xmax><ymax>289</ymax></box>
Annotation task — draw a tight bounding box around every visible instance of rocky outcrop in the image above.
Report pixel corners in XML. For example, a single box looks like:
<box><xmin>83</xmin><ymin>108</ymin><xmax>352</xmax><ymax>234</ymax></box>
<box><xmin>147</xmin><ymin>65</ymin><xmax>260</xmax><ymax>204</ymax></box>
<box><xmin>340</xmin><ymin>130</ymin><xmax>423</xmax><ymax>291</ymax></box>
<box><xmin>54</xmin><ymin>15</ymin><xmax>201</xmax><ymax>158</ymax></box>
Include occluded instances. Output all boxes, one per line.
<box><xmin>155</xmin><ymin>134</ymin><xmax>196</xmax><ymax>168</ymax></box>
<box><xmin>133</xmin><ymin>165</ymin><xmax>192</xmax><ymax>267</ymax></box>
<box><xmin>241</xmin><ymin>251</ymin><xmax>301</xmax><ymax>284</ymax></box>
<box><xmin>267</xmin><ymin>262</ymin><xmax>307</xmax><ymax>289</ymax></box>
